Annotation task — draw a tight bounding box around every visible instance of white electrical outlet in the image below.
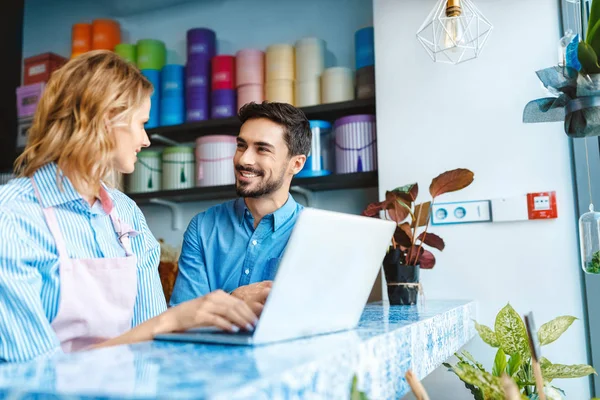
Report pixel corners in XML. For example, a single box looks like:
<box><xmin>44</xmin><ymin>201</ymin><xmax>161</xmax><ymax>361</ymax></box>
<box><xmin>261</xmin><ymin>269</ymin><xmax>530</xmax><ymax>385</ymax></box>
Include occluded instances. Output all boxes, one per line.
<box><xmin>431</xmin><ymin>200</ymin><xmax>492</xmax><ymax>225</ymax></box>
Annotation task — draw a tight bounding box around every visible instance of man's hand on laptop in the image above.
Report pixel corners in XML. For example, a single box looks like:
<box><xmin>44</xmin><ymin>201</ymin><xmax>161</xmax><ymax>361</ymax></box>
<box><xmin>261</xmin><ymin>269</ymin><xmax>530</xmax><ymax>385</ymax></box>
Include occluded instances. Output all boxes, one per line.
<box><xmin>231</xmin><ymin>281</ymin><xmax>272</xmax><ymax>316</ymax></box>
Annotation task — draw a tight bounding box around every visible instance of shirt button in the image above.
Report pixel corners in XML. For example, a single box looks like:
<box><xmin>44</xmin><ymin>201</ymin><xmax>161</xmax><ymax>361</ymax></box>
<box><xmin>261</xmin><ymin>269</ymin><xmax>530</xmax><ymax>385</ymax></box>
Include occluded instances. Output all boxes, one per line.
<box><xmin>244</xmin><ymin>269</ymin><xmax>250</xmax><ymax>275</ymax></box>
<box><xmin>252</xmin><ymin>240</ymin><xmax>257</xmax><ymax>246</ymax></box>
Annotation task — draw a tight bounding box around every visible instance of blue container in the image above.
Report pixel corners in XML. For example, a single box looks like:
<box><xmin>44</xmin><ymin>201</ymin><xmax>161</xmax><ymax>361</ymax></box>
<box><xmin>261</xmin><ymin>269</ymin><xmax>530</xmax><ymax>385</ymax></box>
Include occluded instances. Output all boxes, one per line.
<box><xmin>355</xmin><ymin>26</ymin><xmax>375</xmax><ymax>69</ymax></box>
<box><xmin>141</xmin><ymin>69</ymin><xmax>160</xmax><ymax>129</ymax></box>
<box><xmin>160</xmin><ymin>96</ymin><xmax>185</xmax><ymax>126</ymax></box>
<box><xmin>297</xmin><ymin>120</ymin><xmax>333</xmax><ymax>178</ymax></box>
<box><xmin>161</xmin><ymin>64</ymin><xmax>184</xmax><ymax>98</ymax></box>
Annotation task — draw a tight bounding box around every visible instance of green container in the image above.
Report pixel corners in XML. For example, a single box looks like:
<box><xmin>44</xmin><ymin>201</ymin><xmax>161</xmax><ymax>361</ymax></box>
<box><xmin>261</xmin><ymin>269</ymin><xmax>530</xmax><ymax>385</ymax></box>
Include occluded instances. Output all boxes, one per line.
<box><xmin>115</xmin><ymin>43</ymin><xmax>137</xmax><ymax>64</ymax></box>
<box><xmin>136</xmin><ymin>39</ymin><xmax>166</xmax><ymax>70</ymax></box>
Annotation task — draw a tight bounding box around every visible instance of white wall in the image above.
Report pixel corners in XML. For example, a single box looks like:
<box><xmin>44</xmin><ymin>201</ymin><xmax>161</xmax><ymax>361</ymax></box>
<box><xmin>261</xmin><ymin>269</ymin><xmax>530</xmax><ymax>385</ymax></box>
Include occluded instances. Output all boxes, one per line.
<box><xmin>373</xmin><ymin>0</ymin><xmax>591</xmax><ymax>399</ymax></box>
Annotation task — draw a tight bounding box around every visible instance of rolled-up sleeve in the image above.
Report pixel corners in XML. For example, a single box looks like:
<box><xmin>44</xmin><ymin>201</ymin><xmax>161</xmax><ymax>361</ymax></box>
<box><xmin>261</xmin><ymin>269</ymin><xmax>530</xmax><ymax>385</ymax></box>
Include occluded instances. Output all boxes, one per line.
<box><xmin>170</xmin><ymin>214</ymin><xmax>210</xmax><ymax>307</ymax></box>
<box><xmin>130</xmin><ymin>206</ymin><xmax>167</xmax><ymax>327</ymax></box>
<box><xmin>0</xmin><ymin>211</ymin><xmax>61</xmax><ymax>363</ymax></box>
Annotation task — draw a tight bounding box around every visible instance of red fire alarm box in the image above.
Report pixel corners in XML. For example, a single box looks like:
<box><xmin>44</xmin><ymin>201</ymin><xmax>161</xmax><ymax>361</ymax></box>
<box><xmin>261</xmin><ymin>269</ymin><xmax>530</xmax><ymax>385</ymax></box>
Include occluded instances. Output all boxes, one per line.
<box><xmin>527</xmin><ymin>191</ymin><xmax>558</xmax><ymax>220</ymax></box>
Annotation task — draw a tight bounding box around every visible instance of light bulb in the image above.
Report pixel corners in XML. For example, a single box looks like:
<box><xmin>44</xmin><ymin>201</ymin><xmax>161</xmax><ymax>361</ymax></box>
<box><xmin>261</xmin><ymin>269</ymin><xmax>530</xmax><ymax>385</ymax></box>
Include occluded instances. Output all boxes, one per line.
<box><xmin>443</xmin><ymin>17</ymin><xmax>465</xmax><ymax>50</ymax></box>
<box><xmin>443</xmin><ymin>0</ymin><xmax>464</xmax><ymax>52</ymax></box>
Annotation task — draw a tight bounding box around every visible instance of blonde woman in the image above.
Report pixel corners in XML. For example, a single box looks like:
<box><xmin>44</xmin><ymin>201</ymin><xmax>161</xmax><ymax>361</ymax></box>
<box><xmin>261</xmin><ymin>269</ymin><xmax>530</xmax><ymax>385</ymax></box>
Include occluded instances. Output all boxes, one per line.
<box><xmin>0</xmin><ymin>50</ymin><xmax>258</xmax><ymax>363</ymax></box>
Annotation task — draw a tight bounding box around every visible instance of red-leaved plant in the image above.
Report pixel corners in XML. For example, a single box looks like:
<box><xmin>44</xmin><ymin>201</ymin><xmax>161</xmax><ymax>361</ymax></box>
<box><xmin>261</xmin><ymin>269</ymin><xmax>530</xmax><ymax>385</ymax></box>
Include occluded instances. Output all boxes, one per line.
<box><xmin>362</xmin><ymin>168</ymin><xmax>474</xmax><ymax>269</ymax></box>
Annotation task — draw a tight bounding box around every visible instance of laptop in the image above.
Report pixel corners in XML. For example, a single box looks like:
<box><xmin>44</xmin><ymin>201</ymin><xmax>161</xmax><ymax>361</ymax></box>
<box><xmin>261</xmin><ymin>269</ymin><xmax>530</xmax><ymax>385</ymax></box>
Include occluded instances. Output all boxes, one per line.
<box><xmin>154</xmin><ymin>207</ymin><xmax>396</xmax><ymax>346</ymax></box>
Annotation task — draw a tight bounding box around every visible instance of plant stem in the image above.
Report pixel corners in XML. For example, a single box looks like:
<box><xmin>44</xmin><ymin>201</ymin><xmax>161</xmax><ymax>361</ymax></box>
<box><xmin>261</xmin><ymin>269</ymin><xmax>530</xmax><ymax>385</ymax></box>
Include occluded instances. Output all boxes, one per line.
<box><xmin>409</xmin><ymin>201</ymin><xmax>433</xmax><ymax>266</ymax></box>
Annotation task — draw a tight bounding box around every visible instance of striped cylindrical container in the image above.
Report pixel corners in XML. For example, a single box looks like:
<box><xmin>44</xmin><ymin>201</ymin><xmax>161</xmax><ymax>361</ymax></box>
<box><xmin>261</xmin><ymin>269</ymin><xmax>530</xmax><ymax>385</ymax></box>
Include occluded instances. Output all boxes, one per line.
<box><xmin>266</xmin><ymin>80</ymin><xmax>294</xmax><ymax>105</ymax></box>
<box><xmin>237</xmin><ymin>84</ymin><xmax>264</xmax><ymax>111</ymax></box>
<box><xmin>195</xmin><ymin>135</ymin><xmax>237</xmax><ymax>187</ymax></box>
<box><xmin>162</xmin><ymin>146</ymin><xmax>196</xmax><ymax>190</ymax></box>
<box><xmin>212</xmin><ymin>55</ymin><xmax>235</xmax><ymax>90</ymax></box>
<box><xmin>266</xmin><ymin>44</ymin><xmax>294</xmax><ymax>81</ymax></box>
<box><xmin>137</xmin><ymin>39</ymin><xmax>166</xmax><ymax>70</ymax></box>
<box><xmin>334</xmin><ymin>114</ymin><xmax>377</xmax><ymax>174</ymax></box>
<box><xmin>355</xmin><ymin>26</ymin><xmax>375</xmax><ymax>70</ymax></box>
<box><xmin>72</xmin><ymin>23</ymin><xmax>92</xmax><ymax>57</ymax></box>
<box><xmin>91</xmin><ymin>19</ymin><xmax>121</xmax><ymax>51</ymax></box>
<box><xmin>129</xmin><ymin>150</ymin><xmax>162</xmax><ymax>193</ymax></box>
<box><xmin>295</xmin><ymin>37</ymin><xmax>325</xmax><ymax>82</ymax></box>
<box><xmin>140</xmin><ymin>69</ymin><xmax>160</xmax><ymax>129</ymax></box>
<box><xmin>295</xmin><ymin>79</ymin><xmax>320</xmax><ymax>107</ymax></box>
<box><xmin>236</xmin><ymin>49</ymin><xmax>264</xmax><ymax>86</ymax></box>
<box><xmin>115</xmin><ymin>43</ymin><xmax>136</xmax><ymax>64</ymax></box>
<box><xmin>297</xmin><ymin>120</ymin><xmax>333</xmax><ymax>178</ymax></box>
<box><xmin>211</xmin><ymin>89</ymin><xmax>236</xmax><ymax>119</ymax></box>
<box><xmin>322</xmin><ymin>67</ymin><xmax>354</xmax><ymax>104</ymax></box>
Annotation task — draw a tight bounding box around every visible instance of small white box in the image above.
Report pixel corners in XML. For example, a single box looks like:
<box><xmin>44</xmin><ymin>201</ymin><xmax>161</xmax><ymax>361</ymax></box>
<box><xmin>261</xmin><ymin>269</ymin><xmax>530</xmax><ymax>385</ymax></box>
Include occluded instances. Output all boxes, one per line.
<box><xmin>491</xmin><ymin>195</ymin><xmax>529</xmax><ymax>222</ymax></box>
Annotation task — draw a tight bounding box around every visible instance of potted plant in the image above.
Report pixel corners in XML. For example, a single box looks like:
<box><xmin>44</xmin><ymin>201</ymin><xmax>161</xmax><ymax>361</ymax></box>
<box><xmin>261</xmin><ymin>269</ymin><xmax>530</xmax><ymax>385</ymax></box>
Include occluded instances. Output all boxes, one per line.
<box><xmin>444</xmin><ymin>303</ymin><xmax>596</xmax><ymax>399</ymax></box>
<box><xmin>362</xmin><ymin>168</ymin><xmax>474</xmax><ymax>305</ymax></box>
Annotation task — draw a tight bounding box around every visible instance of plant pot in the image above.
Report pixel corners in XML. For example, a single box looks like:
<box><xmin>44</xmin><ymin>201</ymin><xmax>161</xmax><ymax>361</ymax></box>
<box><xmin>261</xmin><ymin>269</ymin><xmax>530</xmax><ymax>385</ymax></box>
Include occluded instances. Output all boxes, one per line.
<box><xmin>383</xmin><ymin>247</ymin><xmax>420</xmax><ymax>305</ymax></box>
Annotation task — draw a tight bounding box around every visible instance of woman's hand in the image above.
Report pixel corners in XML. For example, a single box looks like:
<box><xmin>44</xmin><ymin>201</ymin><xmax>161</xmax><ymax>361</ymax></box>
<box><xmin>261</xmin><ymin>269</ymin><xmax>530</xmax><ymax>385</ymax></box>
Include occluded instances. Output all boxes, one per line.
<box><xmin>92</xmin><ymin>290</ymin><xmax>258</xmax><ymax>350</ymax></box>
<box><xmin>158</xmin><ymin>290</ymin><xmax>258</xmax><ymax>333</ymax></box>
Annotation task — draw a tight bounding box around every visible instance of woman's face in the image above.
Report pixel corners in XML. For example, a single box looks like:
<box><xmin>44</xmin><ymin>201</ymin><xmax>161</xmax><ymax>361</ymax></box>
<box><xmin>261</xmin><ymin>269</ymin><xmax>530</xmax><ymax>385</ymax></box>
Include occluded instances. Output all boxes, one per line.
<box><xmin>111</xmin><ymin>96</ymin><xmax>151</xmax><ymax>174</ymax></box>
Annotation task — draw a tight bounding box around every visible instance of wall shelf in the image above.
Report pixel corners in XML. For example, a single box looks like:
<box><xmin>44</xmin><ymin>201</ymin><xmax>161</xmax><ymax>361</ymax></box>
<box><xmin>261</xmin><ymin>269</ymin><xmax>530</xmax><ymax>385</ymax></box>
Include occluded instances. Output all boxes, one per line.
<box><xmin>147</xmin><ymin>97</ymin><xmax>376</xmax><ymax>144</ymax></box>
<box><xmin>128</xmin><ymin>171</ymin><xmax>378</xmax><ymax>204</ymax></box>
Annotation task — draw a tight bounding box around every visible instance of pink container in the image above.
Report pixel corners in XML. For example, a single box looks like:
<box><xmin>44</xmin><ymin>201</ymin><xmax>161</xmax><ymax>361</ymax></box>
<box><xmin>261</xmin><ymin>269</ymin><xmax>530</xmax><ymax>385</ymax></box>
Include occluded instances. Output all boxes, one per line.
<box><xmin>334</xmin><ymin>114</ymin><xmax>377</xmax><ymax>174</ymax></box>
<box><xmin>211</xmin><ymin>55</ymin><xmax>236</xmax><ymax>90</ymax></box>
<box><xmin>237</xmin><ymin>84</ymin><xmax>264</xmax><ymax>111</ymax></box>
<box><xmin>195</xmin><ymin>135</ymin><xmax>237</xmax><ymax>187</ymax></box>
<box><xmin>236</xmin><ymin>49</ymin><xmax>264</xmax><ymax>87</ymax></box>
<box><xmin>16</xmin><ymin>82</ymin><xmax>46</xmax><ymax>118</ymax></box>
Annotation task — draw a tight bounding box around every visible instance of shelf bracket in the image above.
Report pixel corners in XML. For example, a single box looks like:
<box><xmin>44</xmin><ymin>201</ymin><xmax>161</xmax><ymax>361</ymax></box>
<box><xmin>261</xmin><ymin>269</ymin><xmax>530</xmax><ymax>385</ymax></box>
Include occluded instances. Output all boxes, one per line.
<box><xmin>148</xmin><ymin>199</ymin><xmax>183</xmax><ymax>231</ymax></box>
<box><xmin>150</xmin><ymin>133</ymin><xmax>180</xmax><ymax>146</ymax></box>
<box><xmin>290</xmin><ymin>186</ymin><xmax>314</xmax><ymax>207</ymax></box>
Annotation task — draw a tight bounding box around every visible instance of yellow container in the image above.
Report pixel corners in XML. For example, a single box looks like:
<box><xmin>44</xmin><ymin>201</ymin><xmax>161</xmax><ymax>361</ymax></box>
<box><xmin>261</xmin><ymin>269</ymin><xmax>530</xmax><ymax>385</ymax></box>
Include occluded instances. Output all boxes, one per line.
<box><xmin>266</xmin><ymin>44</ymin><xmax>295</xmax><ymax>81</ymax></box>
<box><xmin>295</xmin><ymin>37</ymin><xmax>325</xmax><ymax>82</ymax></box>
<box><xmin>295</xmin><ymin>79</ymin><xmax>320</xmax><ymax>107</ymax></box>
<box><xmin>266</xmin><ymin>79</ymin><xmax>294</xmax><ymax>105</ymax></box>
<box><xmin>321</xmin><ymin>67</ymin><xmax>354</xmax><ymax>104</ymax></box>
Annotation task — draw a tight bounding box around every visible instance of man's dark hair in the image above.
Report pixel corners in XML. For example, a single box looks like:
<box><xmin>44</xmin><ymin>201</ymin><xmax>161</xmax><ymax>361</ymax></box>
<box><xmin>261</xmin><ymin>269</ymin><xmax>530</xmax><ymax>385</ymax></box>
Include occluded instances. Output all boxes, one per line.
<box><xmin>238</xmin><ymin>101</ymin><xmax>312</xmax><ymax>157</ymax></box>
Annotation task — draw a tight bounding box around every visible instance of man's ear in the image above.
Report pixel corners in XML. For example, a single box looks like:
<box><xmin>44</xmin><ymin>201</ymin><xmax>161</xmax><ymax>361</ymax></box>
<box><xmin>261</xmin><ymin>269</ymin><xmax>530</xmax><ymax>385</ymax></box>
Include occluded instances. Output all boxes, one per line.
<box><xmin>290</xmin><ymin>154</ymin><xmax>307</xmax><ymax>175</ymax></box>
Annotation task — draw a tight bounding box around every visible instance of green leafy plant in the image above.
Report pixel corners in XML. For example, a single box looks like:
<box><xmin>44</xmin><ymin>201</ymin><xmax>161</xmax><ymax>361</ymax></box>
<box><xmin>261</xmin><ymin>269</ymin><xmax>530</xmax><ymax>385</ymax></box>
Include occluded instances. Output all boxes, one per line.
<box><xmin>585</xmin><ymin>250</ymin><xmax>600</xmax><ymax>274</ymax></box>
<box><xmin>579</xmin><ymin>0</ymin><xmax>600</xmax><ymax>73</ymax></box>
<box><xmin>350</xmin><ymin>375</ymin><xmax>369</xmax><ymax>400</ymax></box>
<box><xmin>444</xmin><ymin>304</ymin><xmax>596</xmax><ymax>399</ymax></box>
<box><xmin>362</xmin><ymin>168</ymin><xmax>474</xmax><ymax>268</ymax></box>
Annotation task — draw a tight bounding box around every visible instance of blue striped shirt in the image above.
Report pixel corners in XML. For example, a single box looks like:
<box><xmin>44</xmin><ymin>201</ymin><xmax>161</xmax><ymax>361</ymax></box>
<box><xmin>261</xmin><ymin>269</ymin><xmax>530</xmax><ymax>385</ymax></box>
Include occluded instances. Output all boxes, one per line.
<box><xmin>0</xmin><ymin>163</ymin><xmax>166</xmax><ymax>363</ymax></box>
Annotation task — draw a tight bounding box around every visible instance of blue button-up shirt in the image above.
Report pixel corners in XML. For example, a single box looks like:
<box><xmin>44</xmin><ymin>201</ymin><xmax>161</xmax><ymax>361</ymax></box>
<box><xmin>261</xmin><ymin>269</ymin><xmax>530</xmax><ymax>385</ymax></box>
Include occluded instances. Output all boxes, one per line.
<box><xmin>0</xmin><ymin>163</ymin><xmax>166</xmax><ymax>363</ymax></box>
<box><xmin>170</xmin><ymin>195</ymin><xmax>303</xmax><ymax>306</ymax></box>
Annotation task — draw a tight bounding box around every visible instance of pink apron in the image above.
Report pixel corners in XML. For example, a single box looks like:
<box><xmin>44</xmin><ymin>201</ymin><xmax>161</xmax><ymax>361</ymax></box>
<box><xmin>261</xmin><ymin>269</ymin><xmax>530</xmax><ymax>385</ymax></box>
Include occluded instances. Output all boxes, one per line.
<box><xmin>32</xmin><ymin>178</ymin><xmax>139</xmax><ymax>352</ymax></box>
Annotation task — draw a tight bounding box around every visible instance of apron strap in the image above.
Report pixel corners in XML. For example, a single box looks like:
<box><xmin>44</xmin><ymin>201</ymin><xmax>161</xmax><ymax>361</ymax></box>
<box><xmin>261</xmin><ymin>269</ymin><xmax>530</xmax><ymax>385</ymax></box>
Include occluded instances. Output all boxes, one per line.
<box><xmin>30</xmin><ymin>178</ymin><xmax>70</xmax><ymax>262</ymax></box>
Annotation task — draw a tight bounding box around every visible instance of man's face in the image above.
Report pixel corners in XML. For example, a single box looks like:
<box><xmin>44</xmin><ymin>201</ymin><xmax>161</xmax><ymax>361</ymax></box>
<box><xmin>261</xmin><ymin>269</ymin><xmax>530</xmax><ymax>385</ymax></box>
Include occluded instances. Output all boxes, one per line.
<box><xmin>233</xmin><ymin>118</ymin><xmax>295</xmax><ymax>198</ymax></box>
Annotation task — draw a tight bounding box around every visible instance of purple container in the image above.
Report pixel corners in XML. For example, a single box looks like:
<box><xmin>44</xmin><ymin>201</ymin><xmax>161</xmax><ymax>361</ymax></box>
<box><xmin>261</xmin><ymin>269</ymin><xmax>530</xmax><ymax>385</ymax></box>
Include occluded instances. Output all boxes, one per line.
<box><xmin>211</xmin><ymin>89</ymin><xmax>236</xmax><ymax>119</ymax></box>
<box><xmin>187</xmin><ymin>28</ymin><xmax>216</xmax><ymax>60</ymax></box>
<box><xmin>334</xmin><ymin>114</ymin><xmax>377</xmax><ymax>174</ymax></box>
<box><xmin>187</xmin><ymin>87</ymin><xmax>209</xmax><ymax>122</ymax></box>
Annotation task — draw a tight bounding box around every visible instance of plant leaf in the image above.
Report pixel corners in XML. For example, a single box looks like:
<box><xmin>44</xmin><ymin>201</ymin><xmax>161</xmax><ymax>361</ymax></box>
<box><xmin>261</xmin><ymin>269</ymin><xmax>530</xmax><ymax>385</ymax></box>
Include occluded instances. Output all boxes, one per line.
<box><xmin>362</xmin><ymin>201</ymin><xmax>384</xmax><ymax>217</ymax></box>
<box><xmin>412</xmin><ymin>202</ymin><xmax>431</xmax><ymax>228</ymax></box>
<box><xmin>474</xmin><ymin>321</ymin><xmax>500</xmax><ymax>347</ymax></box>
<box><xmin>587</xmin><ymin>0</ymin><xmax>600</xmax><ymax>43</ymax></box>
<box><xmin>385</xmin><ymin>192</ymin><xmax>410</xmax><ymax>223</ymax></box>
<box><xmin>537</xmin><ymin>316</ymin><xmax>577</xmax><ymax>346</ymax></box>
<box><xmin>542</xmin><ymin>363</ymin><xmax>597</xmax><ymax>380</ymax></box>
<box><xmin>394</xmin><ymin>223</ymin><xmax>413</xmax><ymax>248</ymax></box>
<box><xmin>461</xmin><ymin>351</ymin><xmax>486</xmax><ymax>372</ymax></box>
<box><xmin>446</xmin><ymin>362</ymin><xmax>504</xmax><ymax>400</ymax></box>
<box><xmin>392</xmin><ymin>183</ymin><xmax>418</xmax><ymax>203</ymax></box>
<box><xmin>492</xmin><ymin>348</ymin><xmax>507</xmax><ymax>377</ymax></box>
<box><xmin>429</xmin><ymin>168</ymin><xmax>474</xmax><ymax>198</ymax></box>
<box><xmin>417</xmin><ymin>231</ymin><xmax>445</xmax><ymax>251</ymax></box>
<box><xmin>494</xmin><ymin>304</ymin><xmax>531</xmax><ymax>361</ymax></box>
<box><xmin>418</xmin><ymin>249</ymin><xmax>436</xmax><ymax>269</ymax></box>
<box><xmin>578</xmin><ymin>41</ymin><xmax>600</xmax><ymax>74</ymax></box>
<box><xmin>506</xmin><ymin>353</ymin><xmax>522</xmax><ymax>377</ymax></box>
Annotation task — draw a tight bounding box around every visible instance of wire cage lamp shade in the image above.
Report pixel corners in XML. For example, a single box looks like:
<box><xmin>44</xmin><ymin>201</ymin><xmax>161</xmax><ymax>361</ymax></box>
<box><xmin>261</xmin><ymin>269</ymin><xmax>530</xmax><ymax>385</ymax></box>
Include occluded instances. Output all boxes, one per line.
<box><xmin>416</xmin><ymin>0</ymin><xmax>493</xmax><ymax>65</ymax></box>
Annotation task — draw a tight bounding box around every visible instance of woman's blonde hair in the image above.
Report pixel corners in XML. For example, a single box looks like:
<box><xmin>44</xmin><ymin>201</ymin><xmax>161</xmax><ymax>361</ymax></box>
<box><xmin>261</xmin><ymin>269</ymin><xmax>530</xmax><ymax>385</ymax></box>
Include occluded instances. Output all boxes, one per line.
<box><xmin>15</xmin><ymin>50</ymin><xmax>153</xmax><ymax>195</ymax></box>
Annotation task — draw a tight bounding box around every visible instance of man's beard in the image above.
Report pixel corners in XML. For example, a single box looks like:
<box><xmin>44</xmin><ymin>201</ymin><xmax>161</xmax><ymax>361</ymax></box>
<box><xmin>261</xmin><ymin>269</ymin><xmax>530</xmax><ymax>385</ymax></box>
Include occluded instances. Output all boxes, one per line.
<box><xmin>235</xmin><ymin>165</ymin><xmax>286</xmax><ymax>198</ymax></box>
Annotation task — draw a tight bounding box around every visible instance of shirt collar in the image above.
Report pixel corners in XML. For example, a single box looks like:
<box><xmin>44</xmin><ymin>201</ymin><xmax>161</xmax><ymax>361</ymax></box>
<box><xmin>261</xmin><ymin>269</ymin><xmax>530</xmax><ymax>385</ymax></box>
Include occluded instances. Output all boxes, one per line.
<box><xmin>235</xmin><ymin>194</ymin><xmax>298</xmax><ymax>232</ymax></box>
<box><xmin>32</xmin><ymin>162</ymin><xmax>114</xmax><ymax>213</ymax></box>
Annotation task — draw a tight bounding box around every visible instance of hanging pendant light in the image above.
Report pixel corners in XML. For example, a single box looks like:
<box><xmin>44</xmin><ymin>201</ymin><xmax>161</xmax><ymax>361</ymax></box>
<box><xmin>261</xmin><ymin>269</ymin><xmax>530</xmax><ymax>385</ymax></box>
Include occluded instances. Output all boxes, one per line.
<box><xmin>416</xmin><ymin>0</ymin><xmax>493</xmax><ymax>65</ymax></box>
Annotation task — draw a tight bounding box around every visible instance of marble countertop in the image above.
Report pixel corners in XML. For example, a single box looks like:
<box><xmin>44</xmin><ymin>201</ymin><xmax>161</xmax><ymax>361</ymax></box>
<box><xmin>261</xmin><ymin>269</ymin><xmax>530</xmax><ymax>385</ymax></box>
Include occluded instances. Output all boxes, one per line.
<box><xmin>0</xmin><ymin>300</ymin><xmax>476</xmax><ymax>400</ymax></box>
